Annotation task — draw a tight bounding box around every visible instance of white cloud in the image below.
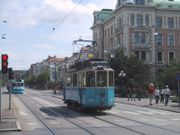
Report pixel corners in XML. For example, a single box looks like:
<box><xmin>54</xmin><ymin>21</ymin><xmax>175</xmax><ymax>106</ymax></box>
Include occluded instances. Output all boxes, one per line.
<box><xmin>1</xmin><ymin>0</ymin><xmax>100</xmax><ymax>28</ymax></box>
<box><xmin>32</xmin><ymin>43</ymin><xmax>56</xmax><ymax>50</ymax></box>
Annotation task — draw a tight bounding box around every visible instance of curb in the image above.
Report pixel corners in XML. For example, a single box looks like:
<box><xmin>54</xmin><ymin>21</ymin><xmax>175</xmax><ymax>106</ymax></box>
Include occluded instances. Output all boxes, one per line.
<box><xmin>118</xmin><ymin>102</ymin><xmax>180</xmax><ymax>113</ymax></box>
<box><xmin>0</xmin><ymin>120</ymin><xmax>21</xmax><ymax>132</ymax></box>
<box><xmin>52</xmin><ymin>95</ymin><xmax>63</xmax><ymax>99</ymax></box>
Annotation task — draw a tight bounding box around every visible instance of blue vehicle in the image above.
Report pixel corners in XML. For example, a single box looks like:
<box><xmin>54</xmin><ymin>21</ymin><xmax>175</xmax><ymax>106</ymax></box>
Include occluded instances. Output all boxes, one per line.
<box><xmin>11</xmin><ymin>79</ymin><xmax>25</xmax><ymax>94</ymax></box>
<box><xmin>63</xmin><ymin>59</ymin><xmax>115</xmax><ymax>111</ymax></box>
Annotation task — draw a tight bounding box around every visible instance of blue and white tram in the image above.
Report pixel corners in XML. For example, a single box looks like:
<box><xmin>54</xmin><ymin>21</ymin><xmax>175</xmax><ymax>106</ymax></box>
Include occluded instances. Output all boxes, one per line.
<box><xmin>63</xmin><ymin>60</ymin><xmax>115</xmax><ymax>111</ymax></box>
<box><xmin>11</xmin><ymin>79</ymin><xmax>25</xmax><ymax>94</ymax></box>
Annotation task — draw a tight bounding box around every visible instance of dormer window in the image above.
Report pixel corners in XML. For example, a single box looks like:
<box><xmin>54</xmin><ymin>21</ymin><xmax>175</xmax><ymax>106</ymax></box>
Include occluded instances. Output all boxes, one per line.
<box><xmin>135</xmin><ymin>0</ymin><xmax>145</xmax><ymax>5</ymax></box>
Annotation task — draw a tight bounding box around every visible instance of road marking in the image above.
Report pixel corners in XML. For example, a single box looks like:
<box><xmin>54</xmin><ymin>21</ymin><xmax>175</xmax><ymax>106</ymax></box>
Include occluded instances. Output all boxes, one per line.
<box><xmin>136</xmin><ymin>110</ymin><xmax>154</xmax><ymax>115</ymax></box>
<box><xmin>172</xmin><ymin>118</ymin><xmax>180</xmax><ymax>121</ymax></box>
<box><xmin>19</xmin><ymin>110</ymin><xmax>28</xmax><ymax>116</ymax></box>
<box><xmin>122</xmin><ymin>110</ymin><xmax>139</xmax><ymax>115</ymax></box>
<box><xmin>32</xmin><ymin>97</ymin><xmax>58</xmax><ymax>107</ymax></box>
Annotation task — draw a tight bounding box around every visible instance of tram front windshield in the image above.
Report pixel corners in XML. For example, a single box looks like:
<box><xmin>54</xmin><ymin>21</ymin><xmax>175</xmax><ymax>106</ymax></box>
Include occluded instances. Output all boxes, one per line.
<box><xmin>97</xmin><ymin>71</ymin><xmax>107</xmax><ymax>87</ymax></box>
<box><xmin>12</xmin><ymin>82</ymin><xmax>24</xmax><ymax>87</ymax></box>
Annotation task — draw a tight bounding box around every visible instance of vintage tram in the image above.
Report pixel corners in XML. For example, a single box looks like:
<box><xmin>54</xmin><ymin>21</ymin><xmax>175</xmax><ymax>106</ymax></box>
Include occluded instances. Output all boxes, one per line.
<box><xmin>63</xmin><ymin>59</ymin><xmax>115</xmax><ymax>111</ymax></box>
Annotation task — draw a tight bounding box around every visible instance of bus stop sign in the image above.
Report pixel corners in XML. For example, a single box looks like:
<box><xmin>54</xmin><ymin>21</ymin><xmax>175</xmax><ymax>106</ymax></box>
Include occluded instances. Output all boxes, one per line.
<box><xmin>176</xmin><ymin>73</ymin><xmax>180</xmax><ymax>80</ymax></box>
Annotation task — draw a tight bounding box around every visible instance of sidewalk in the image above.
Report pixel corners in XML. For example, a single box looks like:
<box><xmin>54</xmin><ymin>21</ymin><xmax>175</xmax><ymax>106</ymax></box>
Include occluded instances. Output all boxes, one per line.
<box><xmin>0</xmin><ymin>87</ymin><xmax>21</xmax><ymax>132</ymax></box>
<box><xmin>115</xmin><ymin>97</ymin><xmax>180</xmax><ymax>113</ymax></box>
<box><xmin>52</xmin><ymin>94</ymin><xmax>180</xmax><ymax>113</ymax></box>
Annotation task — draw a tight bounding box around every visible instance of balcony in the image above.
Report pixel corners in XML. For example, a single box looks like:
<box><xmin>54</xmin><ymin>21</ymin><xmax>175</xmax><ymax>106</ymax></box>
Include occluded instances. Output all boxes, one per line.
<box><xmin>133</xmin><ymin>44</ymin><xmax>150</xmax><ymax>49</ymax></box>
<box><xmin>156</xmin><ymin>61</ymin><xmax>164</xmax><ymax>65</ymax></box>
<box><xmin>115</xmin><ymin>27</ymin><xmax>123</xmax><ymax>33</ymax></box>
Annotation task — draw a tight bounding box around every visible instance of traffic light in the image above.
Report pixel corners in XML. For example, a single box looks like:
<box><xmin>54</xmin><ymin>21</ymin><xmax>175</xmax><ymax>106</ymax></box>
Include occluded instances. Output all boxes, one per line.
<box><xmin>1</xmin><ymin>54</ymin><xmax>8</xmax><ymax>74</ymax></box>
<box><xmin>8</xmin><ymin>68</ymin><xmax>13</xmax><ymax>80</ymax></box>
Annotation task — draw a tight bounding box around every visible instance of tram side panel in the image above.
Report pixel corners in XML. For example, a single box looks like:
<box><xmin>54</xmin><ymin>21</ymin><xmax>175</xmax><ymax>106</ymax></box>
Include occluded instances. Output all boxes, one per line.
<box><xmin>64</xmin><ymin>87</ymin><xmax>81</xmax><ymax>104</ymax></box>
<box><xmin>82</xmin><ymin>87</ymin><xmax>114</xmax><ymax>109</ymax></box>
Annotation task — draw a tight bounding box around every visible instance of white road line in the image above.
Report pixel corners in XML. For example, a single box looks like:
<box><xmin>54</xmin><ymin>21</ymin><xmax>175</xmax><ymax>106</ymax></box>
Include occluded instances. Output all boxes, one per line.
<box><xmin>32</xmin><ymin>97</ymin><xmax>58</xmax><ymax>107</ymax></box>
<box><xmin>136</xmin><ymin>110</ymin><xmax>154</xmax><ymax>115</ymax></box>
<box><xmin>19</xmin><ymin>110</ymin><xmax>28</xmax><ymax>116</ymax></box>
<box><xmin>122</xmin><ymin>110</ymin><xmax>139</xmax><ymax>115</ymax></box>
<box><xmin>172</xmin><ymin>118</ymin><xmax>180</xmax><ymax>121</ymax></box>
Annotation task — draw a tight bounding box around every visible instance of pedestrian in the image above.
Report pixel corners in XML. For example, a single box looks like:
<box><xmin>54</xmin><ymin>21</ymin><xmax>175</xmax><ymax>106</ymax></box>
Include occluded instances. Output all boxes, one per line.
<box><xmin>147</xmin><ymin>83</ymin><xmax>155</xmax><ymax>105</ymax></box>
<box><xmin>131</xmin><ymin>87</ymin><xmax>136</xmax><ymax>101</ymax></box>
<box><xmin>136</xmin><ymin>86</ymin><xmax>142</xmax><ymax>101</ymax></box>
<box><xmin>160</xmin><ymin>88</ymin><xmax>165</xmax><ymax>103</ymax></box>
<box><xmin>154</xmin><ymin>87</ymin><xmax>160</xmax><ymax>104</ymax></box>
<box><xmin>164</xmin><ymin>85</ymin><xmax>171</xmax><ymax>106</ymax></box>
<box><xmin>127</xmin><ymin>87</ymin><xmax>131</xmax><ymax>101</ymax></box>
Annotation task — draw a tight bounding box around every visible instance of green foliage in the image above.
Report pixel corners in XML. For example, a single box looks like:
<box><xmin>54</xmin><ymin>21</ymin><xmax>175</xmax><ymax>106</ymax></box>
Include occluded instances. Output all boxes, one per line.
<box><xmin>25</xmin><ymin>70</ymin><xmax>50</xmax><ymax>90</ymax></box>
<box><xmin>171</xmin><ymin>96</ymin><xmax>179</xmax><ymax>103</ymax></box>
<box><xmin>157</xmin><ymin>61</ymin><xmax>180</xmax><ymax>90</ymax></box>
<box><xmin>109</xmin><ymin>48</ymin><xmax>152</xmax><ymax>88</ymax></box>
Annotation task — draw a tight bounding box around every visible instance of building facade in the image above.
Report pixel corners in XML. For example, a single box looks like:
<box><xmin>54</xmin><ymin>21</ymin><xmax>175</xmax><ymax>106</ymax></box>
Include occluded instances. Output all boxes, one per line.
<box><xmin>91</xmin><ymin>0</ymin><xmax>180</xmax><ymax>73</ymax></box>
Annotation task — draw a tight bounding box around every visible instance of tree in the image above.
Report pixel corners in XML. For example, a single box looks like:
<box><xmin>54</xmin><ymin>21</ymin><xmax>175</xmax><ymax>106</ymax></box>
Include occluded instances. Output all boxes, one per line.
<box><xmin>109</xmin><ymin>48</ymin><xmax>152</xmax><ymax>96</ymax></box>
<box><xmin>25</xmin><ymin>70</ymin><xmax>49</xmax><ymax>90</ymax></box>
<box><xmin>157</xmin><ymin>61</ymin><xmax>180</xmax><ymax>91</ymax></box>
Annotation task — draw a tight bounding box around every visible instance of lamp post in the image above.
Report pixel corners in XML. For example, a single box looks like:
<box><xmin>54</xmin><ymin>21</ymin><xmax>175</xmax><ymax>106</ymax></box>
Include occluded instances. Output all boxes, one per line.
<box><xmin>118</xmin><ymin>70</ymin><xmax>126</xmax><ymax>97</ymax></box>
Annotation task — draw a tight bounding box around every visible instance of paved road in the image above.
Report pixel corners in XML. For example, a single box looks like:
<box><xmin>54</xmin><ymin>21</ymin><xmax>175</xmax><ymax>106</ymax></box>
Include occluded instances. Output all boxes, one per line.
<box><xmin>1</xmin><ymin>88</ymin><xmax>180</xmax><ymax>135</ymax></box>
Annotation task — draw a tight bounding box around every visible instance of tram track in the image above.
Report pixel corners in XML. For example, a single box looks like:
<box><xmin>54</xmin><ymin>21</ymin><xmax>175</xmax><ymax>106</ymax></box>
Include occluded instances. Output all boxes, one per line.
<box><xmin>16</xmin><ymin>95</ymin><xmax>56</xmax><ymax>135</ymax></box>
<box><xmin>24</xmin><ymin>94</ymin><xmax>146</xmax><ymax>135</ymax></box>
<box><xmin>17</xmin><ymin>94</ymin><xmax>96</xmax><ymax>135</ymax></box>
<box><xmin>48</xmin><ymin>95</ymin><xmax>180</xmax><ymax>135</ymax></box>
<box><xmin>17</xmin><ymin>93</ymin><xmax>180</xmax><ymax>135</ymax></box>
<box><xmin>104</xmin><ymin>112</ymin><xmax>180</xmax><ymax>134</ymax></box>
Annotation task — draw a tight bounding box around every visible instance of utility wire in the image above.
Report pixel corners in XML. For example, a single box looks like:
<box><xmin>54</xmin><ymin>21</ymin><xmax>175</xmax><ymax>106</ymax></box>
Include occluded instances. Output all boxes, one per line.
<box><xmin>40</xmin><ymin>0</ymin><xmax>84</xmax><ymax>44</ymax></box>
<box><xmin>52</xmin><ymin>0</ymin><xmax>84</xmax><ymax>31</ymax></box>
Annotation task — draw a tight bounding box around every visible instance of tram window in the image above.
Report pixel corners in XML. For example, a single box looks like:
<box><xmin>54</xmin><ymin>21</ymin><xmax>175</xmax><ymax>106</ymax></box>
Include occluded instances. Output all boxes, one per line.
<box><xmin>86</xmin><ymin>71</ymin><xmax>95</xmax><ymax>87</ymax></box>
<box><xmin>12</xmin><ymin>83</ymin><xmax>16</xmax><ymax>87</ymax></box>
<box><xmin>73</xmin><ymin>73</ymin><xmax>77</xmax><ymax>86</ymax></box>
<box><xmin>109</xmin><ymin>71</ymin><xmax>114</xmax><ymax>87</ymax></box>
<box><xmin>97</xmin><ymin>71</ymin><xmax>107</xmax><ymax>87</ymax></box>
<box><xmin>66</xmin><ymin>77</ymin><xmax>71</xmax><ymax>86</ymax></box>
<box><xmin>17</xmin><ymin>83</ymin><xmax>23</xmax><ymax>86</ymax></box>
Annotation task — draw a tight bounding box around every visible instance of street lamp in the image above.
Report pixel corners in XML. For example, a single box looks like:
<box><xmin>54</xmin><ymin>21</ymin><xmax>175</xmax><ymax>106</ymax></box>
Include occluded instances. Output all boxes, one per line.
<box><xmin>118</xmin><ymin>70</ymin><xmax>126</xmax><ymax>97</ymax></box>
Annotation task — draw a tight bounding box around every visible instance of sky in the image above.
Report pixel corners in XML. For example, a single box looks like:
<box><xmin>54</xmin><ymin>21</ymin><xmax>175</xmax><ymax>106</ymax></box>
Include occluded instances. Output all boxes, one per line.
<box><xmin>0</xmin><ymin>0</ymin><xmax>117</xmax><ymax>70</ymax></box>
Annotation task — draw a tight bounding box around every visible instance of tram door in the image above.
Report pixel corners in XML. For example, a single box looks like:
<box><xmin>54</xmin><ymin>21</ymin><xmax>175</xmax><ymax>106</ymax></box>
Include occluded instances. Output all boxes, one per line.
<box><xmin>100</xmin><ymin>89</ymin><xmax>105</xmax><ymax>105</ymax></box>
<box><xmin>97</xmin><ymin>71</ymin><xmax>107</xmax><ymax>105</ymax></box>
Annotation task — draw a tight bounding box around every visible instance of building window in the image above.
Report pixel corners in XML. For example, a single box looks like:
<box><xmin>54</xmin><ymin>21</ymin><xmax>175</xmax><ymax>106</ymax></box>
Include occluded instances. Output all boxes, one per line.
<box><xmin>119</xmin><ymin>17</ymin><xmax>122</xmax><ymax>28</ymax></box>
<box><xmin>134</xmin><ymin>32</ymin><xmax>147</xmax><ymax>44</ymax></box>
<box><xmin>168</xmin><ymin>34</ymin><xmax>174</xmax><ymax>46</ymax></box>
<box><xmin>155</xmin><ymin>34</ymin><xmax>163</xmax><ymax>45</ymax></box>
<box><xmin>156</xmin><ymin>17</ymin><xmax>162</xmax><ymax>28</ymax></box>
<box><xmin>168</xmin><ymin>17</ymin><xmax>174</xmax><ymax>28</ymax></box>
<box><xmin>135</xmin><ymin>51</ymin><xmax>140</xmax><ymax>59</ymax></box>
<box><xmin>135</xmin><ymin>0</ymin><xmax>145</xmax><ymax>5</ymax></box>
<box><xmin>145</xmin><ymin>15</ymin><xmax>149</xmax><ymax>26</ymax></box>
<box><xmin>104</xmin><ymin>30</ymin><xmax>106</xmax><ymax>38</ymax></box>
<box><xmin>157</xmin><ymin>51</ymin><xmax>163</xmax><ymax>62</ymax></box>
<box><xmin>137</xmin><ymin>15</ymin><xmax>143</xmax><ymax>26</ymax></box>
<box><xmin>141</xmin><ymin>51</ymin><xmax>146</xmax><ymax>61</ymax></box>
<box><xmin>111</xmin><ymin>26</ymin><xmax>113</xmax><ymax>34</ymax></box>
<box><xmin>135</xmin><ymin>51</ymin><xmax>146</xmax><ymax>61</ymax></box>
<box><xmin>169</xmin><ymin>52</ymin><xmax>175</xmax><ymax>62</ymax></box>
<box><xmin>130</xmin><ymin>14</ymin><xmax>135</xmax><ymax>25</ymax></box>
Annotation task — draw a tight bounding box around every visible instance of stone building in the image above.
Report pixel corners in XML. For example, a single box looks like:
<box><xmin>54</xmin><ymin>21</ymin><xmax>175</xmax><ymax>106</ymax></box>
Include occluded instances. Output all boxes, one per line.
<box><xmin>91</xmin><ymin>0</ymin><xmax>180</xmax><ymax>73</ymax></box>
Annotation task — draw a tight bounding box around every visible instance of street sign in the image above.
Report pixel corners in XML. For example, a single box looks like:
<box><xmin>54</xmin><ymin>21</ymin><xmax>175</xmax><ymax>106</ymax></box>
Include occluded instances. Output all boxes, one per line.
<box><xmin>176</xmin><ymin>73</ymin><xmax>180</xmax><ymax>80</ymax></box>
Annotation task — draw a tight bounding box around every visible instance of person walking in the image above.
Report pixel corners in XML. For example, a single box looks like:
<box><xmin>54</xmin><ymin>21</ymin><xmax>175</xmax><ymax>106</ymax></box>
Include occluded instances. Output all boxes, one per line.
<box><xmin>160</xmin><ymin>88</ymin><xmax>165</xmax><ymax>103</ymax></box>
<box><xmin>136</xmin><ymin>86</ymin><xmax>142</xmax><ymax>101</ymax></box>
<box><xmin>127</xmin><ymin>87</ymin><xmax>131</xmax><ymax>101</ymax></box>
<box><xmin>164</xmin><ymin>85</ymin><xmax>171</xmax><ymax>106</ymax></box>
<box><xmin>147</xmin><ymin>83</ymin><xmax>155</xmax><ymax>105</ymax></box>
<box><xmin>130</xmin><ymin>87</ymin><xmax>136</xmax><ymax>101</ymax></box>
<box><xmin>154</xmin><ymin>87</ymin><xmax>160</xmax><ymax>104</ymax></box>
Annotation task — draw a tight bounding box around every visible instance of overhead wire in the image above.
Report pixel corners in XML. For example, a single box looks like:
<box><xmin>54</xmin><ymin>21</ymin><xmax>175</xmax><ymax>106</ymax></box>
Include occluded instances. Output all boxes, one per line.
<box><xmin>40</xmin><ymin>0</ymin><xmax>84</xmax><ymax>44</ymax></box>
<box><xmin>52</xmin><ymin>0</ymin><xmax>84</xmax><ymax>31</ymax></box>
